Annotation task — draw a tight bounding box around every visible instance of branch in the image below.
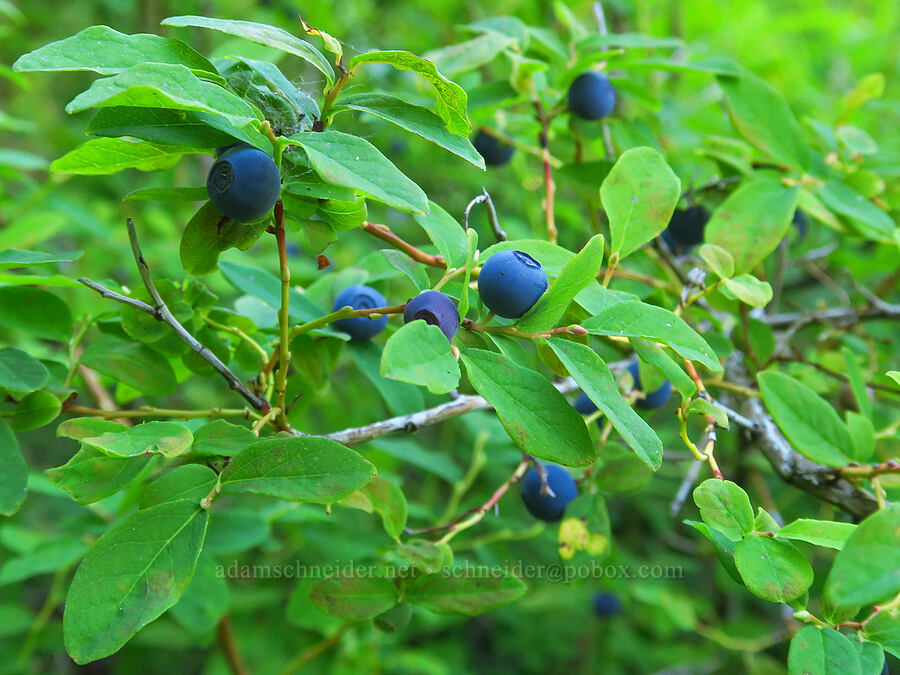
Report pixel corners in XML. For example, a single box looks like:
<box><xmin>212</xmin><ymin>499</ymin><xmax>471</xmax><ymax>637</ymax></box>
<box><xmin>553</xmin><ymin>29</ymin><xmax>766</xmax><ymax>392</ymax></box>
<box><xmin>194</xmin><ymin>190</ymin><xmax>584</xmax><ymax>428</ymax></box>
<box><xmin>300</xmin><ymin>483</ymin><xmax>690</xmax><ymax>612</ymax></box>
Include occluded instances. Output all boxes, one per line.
<box><xmin>760</xmin><ymin>302</ymin><xmax>900</xmax><ymax>328</ymax></box>
<box><xmin>217</xmin><ymin>616</ymin><xmax>249</xmax><ymax>675</ymax></box>
<box><xmin>724</xmin><ymin>351</ymin><xmax>879</xmax><ymax>519</ymax></box>
<box><xmin>79</xmin><ymin>220</ymin><xmax>271</xmax><ymax>412</ymax></box>
<box><xmin>464</xmin><ymin>187</ymin><xmax>506</xmax><ymax>242</ymax></box>
<box><xmin>363</xmin><ymin>221</ymin><xmax>446</xmax><ymax>268</ymax></box>
<box><xmin>325</xmin><ymin>378</ymin><xmax>583</xmax><ymax>446</ymax></box>
<box><xmin>533</xmin><ymin>100</ymin><xmax>558</xmax><ymax>244</ymax></box>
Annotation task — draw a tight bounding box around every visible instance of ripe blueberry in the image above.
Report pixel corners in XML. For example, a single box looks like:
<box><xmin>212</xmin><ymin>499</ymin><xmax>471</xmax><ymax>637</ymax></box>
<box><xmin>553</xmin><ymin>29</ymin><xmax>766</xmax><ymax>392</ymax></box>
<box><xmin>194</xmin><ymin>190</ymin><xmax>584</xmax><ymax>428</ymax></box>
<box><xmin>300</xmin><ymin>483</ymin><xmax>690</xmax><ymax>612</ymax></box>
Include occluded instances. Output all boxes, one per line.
<box><xmin>520</xmin><ymin>463</ymin><xmax>578</xmax><ymax>522</ymax></box>
<box><xmin>473</xmin><ymin>130</ymin><xmax>515</xmax><ymax>167</ymax></box>
<box><xmin>592</xmin><ymin>592</ymin><xmax>622</xmax><ymax>618</ymax></box>
<box><xmin>403</xmin><ymin>290</ymin><xmax>459</xmax><ymax>340</ymax></box>
<box><xmin>478</xmin><ymin>250</ymin><xmax>548</xmax><ymax>319</ymax></box>
<box><xmin>206</xmin><ymin>145</ymin><xmax>281</xmax><ymax>222</ymax></box>
<box><xmin>661</xmin><ymin>205</ymin><xmax>710</xmax><ymax>253</ymax></box>
<box><xmin>332</xmin><ymin>285</ymin><xmax>389</xmax><ymax>342</ymax></box>
<box><xmin>568</xmin><ymin>71</ymin><xmax>616</xmax><ymax>121</ymax></box>
<box><xmin>627</xmin><ymin>360</ymin><xmax>672</xmax><ymax>409</ymax></box>
<box><xmin>792</xmin><ymin>209</ymin><xmax>808</xmax><ymax>240</ymax></box>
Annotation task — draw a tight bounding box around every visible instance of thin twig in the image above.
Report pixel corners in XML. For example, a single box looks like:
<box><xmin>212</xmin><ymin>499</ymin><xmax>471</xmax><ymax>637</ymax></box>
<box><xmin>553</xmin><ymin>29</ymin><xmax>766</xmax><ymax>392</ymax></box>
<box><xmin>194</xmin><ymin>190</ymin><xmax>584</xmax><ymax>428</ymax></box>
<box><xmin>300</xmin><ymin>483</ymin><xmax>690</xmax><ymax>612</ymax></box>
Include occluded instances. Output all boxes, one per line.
<box><xmin>217</xmin><ymin>615</ymin><xmax>249</xmax><ymax>675</ymax></box>
<box><xmin>533</xmin><ymin>100</ymin><xmax>558</xmax><ymax>244</ymax></box>
<box><xmin>279</xmin><ymin>625</ymin><xmax>351</xmax><ymax>675</ymax></box>
<box><xmin>79</xmin><ymin>220</ymin><xmax>271</xmax><ymax>412</ymax></box>
<box><xmin>363</xmin><ymin>221</ymin><xmax>446</xmax><ymax>268</ymax></box>
<box><xmin>464</xmin><ymin>188</ymin><xmax>506</xmax><ymax>242</ymax></box>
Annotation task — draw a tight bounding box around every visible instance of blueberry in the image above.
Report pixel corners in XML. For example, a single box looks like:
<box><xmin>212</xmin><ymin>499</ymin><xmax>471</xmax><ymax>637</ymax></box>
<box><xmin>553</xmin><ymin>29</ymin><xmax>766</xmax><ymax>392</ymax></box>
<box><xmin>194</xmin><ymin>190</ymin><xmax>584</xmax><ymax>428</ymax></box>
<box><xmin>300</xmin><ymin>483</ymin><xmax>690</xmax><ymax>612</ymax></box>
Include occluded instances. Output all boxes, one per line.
<box><xmin>332</xmin><ymin>285</ymin><xmax>389</xmax><ymax>342</ymax></box>
<box><xmin>592</xmin><ymin>592</ymin><xmax>622</xmax><ymax>618</ymax></box>
<box><xmin>627</xmin><ymin>360</ymin><xmax>672</xmax><ymax>410</ymax></box>
<box><xmin>568</xmin><ymin>71</ymin><xmax>616</xmax><ymax>121</ymax></box>
<box><xmin>478</xmin><ymin>250</ymin><xmax>548</xmax><ymax>319</ymax></box>
<box><xmin>473</xmin><ymin>130</ymin><xmax>515</xmax><ymax>167</ymax></box>
<box><xmin>207</xmin><ymin>145</ymin><xmax>281</xmax><ymax>222</ymax></box>
<box><xmin>661</xmin><ymin>205</ymin><xmax>710</xmax><ymax>253</ymax></box>
<box><xmin>574</xmin><ymin>392</ymin><xmax>598</xmax><ymax>416</ymax></box>
<box><xmin>403</xmin><ymin>290</ymin><xmax>459</xmax><ymax>340</ymax></box>
<box><xmin>520</xmin><ymin>463</ymin><xmax>578</xmax><ymax>522</ymax></box>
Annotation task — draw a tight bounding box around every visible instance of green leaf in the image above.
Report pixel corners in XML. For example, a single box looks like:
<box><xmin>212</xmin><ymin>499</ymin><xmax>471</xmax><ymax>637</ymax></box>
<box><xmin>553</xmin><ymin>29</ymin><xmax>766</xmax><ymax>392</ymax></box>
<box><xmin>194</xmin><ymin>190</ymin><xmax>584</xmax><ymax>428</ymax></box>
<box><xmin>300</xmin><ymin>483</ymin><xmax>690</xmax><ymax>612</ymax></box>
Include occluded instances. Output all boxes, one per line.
<box><xmin>338</xmin><ymin>475</ymin><xmax>408</xmax><ymax>539</ymax></box>
<box><xmin>518</xmin><ymin>234</ymin><xmax>604</xmax><ymax>331</ymax></box>
<box><xmin>66</xmin><ymin>63</ymin><xmax>257</xmax><ymax>129</ymax></box>
<box><xmin>123</xmin><ymin>186</ymin><xmax>208</xmax><ymax>202</ymax></box>
<box><xmin>458</xmin><ymin>228</ymin><xmax>478</xmax><ymax>317</ymax></box>
<box><xmin>547</xmin><ymin>339</ymin><xmax>662</xmax><ymax>469</ymax></box>
<box><xmin>692</xmin><ymin>478</ymin><xmax>755</xmax><ymax>542</ymax></box>
<box><xmin>80</xmin><ymin>337</ymin><xmax>177</xmax><ymax>397</ymax></box>
<box><xmin>140</xmin><ymin>465</ymin><xmax>218</xmax><ymax>508</ymax></box>
<box><xmin>0</xmin><ymin>347</ymin><xmax>50</xmax><ymax>391</ymax></box>
<box><xmin>381</xmin><ymin>249</ymin><xmax>430</xmax><ymax>290</ymax></box>
<box><xmin>424</xmin><ymin>32</ymin><xmax>518</xmax><ymax>76</ymax></box>
<box><xmin>338</xmin><ymin>94</ymin><xmax>484</xmax><ymax>169</ymax></box>
<box><xmin>600</xmin><ymin>147</ymin><xmax>680</xmax><ymax>260</ymax></box>
<box><xmin>190</xmin><ymin>420</ymin><xmax>256</xmax><ymax>457</ymax></box>
<box><xmin>316</xmin><ymin>195</ymin><xmax>367</xmax><ymax>232</ymax></box>
<box><xmin>162</xmin><ymin>16</ymin><xmax>334</xmax><ymax>88</ymax></box>
<box><xmin>631</xmin><ymin>339</ymin><xmax>697</xmax><ymax>400</ymax></box>
<box><xmin>394</xmin><ymin>540</ymin><xmax>446</xmax><ymax>573</ymax></box>
<box><xmin>87</xmin><ymin>107</ymin><xmax>268</xmax><ymax>150</ymax></box>
<box><xmin>718</xmin><ymin>72</ymin><xmax>811</xmax><ymax>170</ymax></box>
<box><xmin>734</xmin><ymin>533</ymin><xmax>814</xmax><ymax>603</ymax></box>
<box><xmin>757</xmin><ymin>371</ymin><xmax>852</xmax><ymax>468</ymax></box>
<box><xmin>63</xmin><ymin>500</ymin><xmax>208</xmax><ymax>664</ymax></box>
<box><xmin>47</xmin><ymin>446</ymin><xmax>151</xmax><ymax>504</ymax></box>
<box><xmin>788</xmin><ymin>626</ymin><xmax>862</xmax><ymax>675</ymax></box>
<box><xmin>349</xmin><ymin>50</ymin><xmax>470</xmax><ymax>135</ymax></box>
<box><xmin>699</xmin><ymin>244</ymin><xmax>735</xmax><ymax>279</ymax></box>
<box><xmin>582</xmin><ymin>301</ymin><xmax>722</xmax><ymax>372</ymax></box>
<box><xmin>460</xmin><ymin>349</ymin><xmax>595</xmax><ymax>467</ymax></box>
<box><xmin>405</xmin><ymin>568</ymin><xmax>526</xmax><ymax>615</ymax></box>
<box><xmin>0</xmin><ymin>286</ymin><xmax>72</xmax><ymax>341</ymax></box>
<box><xmin>843</xmin><ymin>346</ymin><xmax>873</xmax><ymax>420</ymax></box>
<box><xmin>52</xmin><ymin>138</ymin><xmax>202</xmax><ymax>175</ymax></box>
<box><xmin>180</xmin><ymin>202</ymin><xmax>269</xmax><ymax>276</ymax></box>
<box><xmin>310</xmin><ymin>575</ymin><xmax>399</xmax><ymax>620</ymax></box>
<box><xmin>888</xmin><ymin>371</ymin><xmax>900</xmax><ymax>388</ymax></box>
<box><xmin>349</xmin><ymin>342</ymin><xmax>424</xmax><ymax>416</ymax></box>
<box><xmin>778</xmin><ymin>519</ymin><xmax>856</xmax><ymax>551</ymax></box>
<box><xmin>685</xmin><ymin>520</ymin><xmax>743</xmax><ymax>584</ymax></box>
<box><xmin>686</xmin><ymin>399</ymin><xmax>730</xmax><ymax>429</ymax></box>
<box><xmin>721</xmin><ymin>275</ymin><xmax>773</xmax><ymax>307</ymax></box>
<box><xmin>13</xmin><ymin>25</ymin><xmax>215</xmax><ymax>75</ymax></box>
<box><xmin>219</xmin><ymin>436</ymin><xmax>376</xmax><ymax>504</ymax></box>
<box><xmin>11</xmin><ymin>390</ymin><xmax>61</xmax><ymax>432</ymax></box>
<box><xmin>413</xmin><ymin>201</ymin><xmax>468</xmax><ymax>269</ymax></box>
<box><xmin>818</xmin><ymin>181</ymin><xmax>896</xmax><ymax>241</ymax></box>
<box><xmin>0</xmin><ymin>420</ymin><xmax>27</xmax><ymax>516</ymax></box>
<box><xmin>218</xmin><ymin>260</ymin><xmax>335</xmax><ymax>328</ymax></box>
<box><xmin>0</xmin><ymin>248</ymin><xmax>83</xmax><ymax>268</ymax></box>
<box><xmin>593</xmin><ymin>442</ymin><xmax>655</xmax><ymax>492</ymax></box>
<box><xmin>381</xmin><ymin>321</ymin><xmax>460</xmax><ymax>395</ymax></box>
<box><xmin>0</xmin><ymin>536</ymin><xmax>89</xmax><ymax>585</ymax></box>
<box><xmin>846</xmin><ymin>412</ymin><xmax>876</xmax><ymax>463</ymax></box>
<box><xmin>85</xmin><ymin>422</ymin><xmax>193</xmax><ymax>458</ymax></box>
<box><xmin>168</xmin><ymin>555</ymin><xmax>229</xmax><ymax>635</ymax></box>
<box><xmin>287</xmin><ymin>129</ymin><xmax>428</xmax><ymax>214</ymax></box>
<box><xmin>864</xmin><ymin>608</ymin><xmax>900</xmax><ymax>660</ymax></box>
<box><xmin>57</xmin><ymin>417</ymin><xmax>128</xmax><ymax>441</ymax></box>
<box><xmin>825</xmin><ymin>505</ymin><xmax>900</xmax><ymax>608</ymax></box>
<box><xmin>705</xmin><ymin>178</ymin><xmax>799</xmax><ymax>275</ymax></box>
<box><xmin>286</xmin><ymin>578</ymin><xmax>342</xmax><ymax>632</ymax></box>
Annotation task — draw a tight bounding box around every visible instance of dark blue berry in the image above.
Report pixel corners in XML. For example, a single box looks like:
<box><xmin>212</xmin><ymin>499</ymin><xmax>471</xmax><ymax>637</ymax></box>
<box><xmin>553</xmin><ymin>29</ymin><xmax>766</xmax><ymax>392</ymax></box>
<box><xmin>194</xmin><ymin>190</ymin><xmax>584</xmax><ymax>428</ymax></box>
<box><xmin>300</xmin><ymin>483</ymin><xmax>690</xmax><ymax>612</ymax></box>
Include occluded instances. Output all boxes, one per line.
<box><xmin>478</xmin><ymin>250</ymin><xmax>548</xmax><ymax>319</ymax></box>
<box><xmin>574</xmin><ymin>392</ymin><xmax>598</xmax><ymax>416</ymax></box>
<box><xmin>592</xmin><ymin>592</ymin><xmax>622</xmax><ymax>618</ymax></box>
<box><xmin>473</xmin><ymin>131</ymin><xmax>515</xmax><ymax>167</ymax></box>
<box><xmin>568</xmin><ymin>71</ymin><xmax>616</xmax><ymax>121</ymax></box>
<box><xmin>792</xmin><ymin>209</ymin><xmax>808</xmax><ymax>240</ymax></box>
<box><xmin>207</xmin><ymin>146</ymin><xmax>281</xmax><ymax>222</ymax></box>
<box><xmin>332</xmin><ymin>285</ymin><xmax>389</xmax><ymax>342</ymax></box>
<box><xmin>627</xmin><ymin>360</ymin><xmax>672</xmax><ymax>410</ymax></box>
<box><xmin>403</xmin><ymin>290</ymin><xmax>459</xmax><ymax>340</ymax></box>
<box><xmin>661</xmin><ymin>205</ymin><xmax>710</xmax><ymax>253</ymax></box>
<box><xmin>520</xmin><ymin>463</ymin><xmax>578</xmax><ymax>522</ymax></box>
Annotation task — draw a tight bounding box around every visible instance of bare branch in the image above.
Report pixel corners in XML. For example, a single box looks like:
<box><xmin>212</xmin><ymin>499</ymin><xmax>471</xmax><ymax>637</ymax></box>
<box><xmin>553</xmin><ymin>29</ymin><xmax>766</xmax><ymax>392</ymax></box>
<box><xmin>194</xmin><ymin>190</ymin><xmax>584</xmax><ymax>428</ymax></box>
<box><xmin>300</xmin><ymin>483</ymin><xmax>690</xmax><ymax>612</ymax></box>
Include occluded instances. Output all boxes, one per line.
<box><xmin>760</xmin><ymin>302</ymin><xmax>900</xmax><ymax>328</ymax></box>
<box><xmin>464</xmin><ymin>188</ymin><xmax>506</xmax><ymax>242</ymax></box>
<box><xmin>80</xmin><ymin>220</ymin><xmax>272</xmax><ymax>413</ymax></box>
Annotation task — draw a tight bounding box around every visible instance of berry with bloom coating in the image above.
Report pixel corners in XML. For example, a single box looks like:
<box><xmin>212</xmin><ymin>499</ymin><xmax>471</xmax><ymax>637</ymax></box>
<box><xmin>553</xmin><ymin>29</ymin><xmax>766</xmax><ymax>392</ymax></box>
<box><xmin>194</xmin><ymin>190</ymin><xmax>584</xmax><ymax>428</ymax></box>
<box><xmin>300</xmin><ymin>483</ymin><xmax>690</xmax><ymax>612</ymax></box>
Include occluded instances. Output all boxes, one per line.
<box><xmin>478</xmin><ymin>250</ymin><xmax>548</xmax><ymax>319</ymax></box>
<box><xmin>520</xmin><ymin>463</ymin><xmax>578</xmax><ymax>522</ymax></box>
<box><xmin>592</xmin><ymin>592</ymin><xmax>622</xmax><ymax>618</ymax></box>
<box><xmin>661</xmin><ymin>205</ymin><xmax>710</xmax><ymax>253</ymax></box>
<box><xmin>207</xmin><ymin>145</ymin><xmax>281</xmax><ymax>222</ymax></box>
<box><xmin>627</xmin><ymin>360</ymin><xmax>672</xmax><ymax>409</ymax></box>
<box><xmin>332</xmin><ymin>285</ymin><xmax>389</xmax><ymax>342</ymax></box>
<box><xmin>568</xmin><ymin>71</ymin><xmax>616</xmax><ymax>120</ymax></box>
<box><xmin>403</xmin><ymin>290</ymin><xmax>459</xmax><ymax>340</ymax></box>
<box><xmin>473</xmin><ymin>131</ymin><xmax>515</xmax><ymax>166</ymax></box>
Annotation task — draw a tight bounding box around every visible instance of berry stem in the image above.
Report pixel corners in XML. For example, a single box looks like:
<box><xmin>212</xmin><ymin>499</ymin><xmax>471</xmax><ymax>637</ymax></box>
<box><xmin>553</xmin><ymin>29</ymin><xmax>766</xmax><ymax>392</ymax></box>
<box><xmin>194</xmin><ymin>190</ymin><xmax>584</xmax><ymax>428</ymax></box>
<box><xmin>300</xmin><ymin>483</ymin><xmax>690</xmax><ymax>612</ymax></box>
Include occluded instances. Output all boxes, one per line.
<box><xmin>61</xmin><ymin>404</ymin><xmax>261</xmax><ymax>421</ymax></box>
<box><xmin>533</xmin><ymin>100</ymin><xmax>558</xmax><ymax>244</ymax></box>
<box><xmin>362</xmin><ymin>221</ymin><xmax>446</xmax><ymax>268</ymax></box>
<box><xmin>289</xmin><ymin>304</ymin><xmax>406</xmax><ymax>339</ymax></box>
